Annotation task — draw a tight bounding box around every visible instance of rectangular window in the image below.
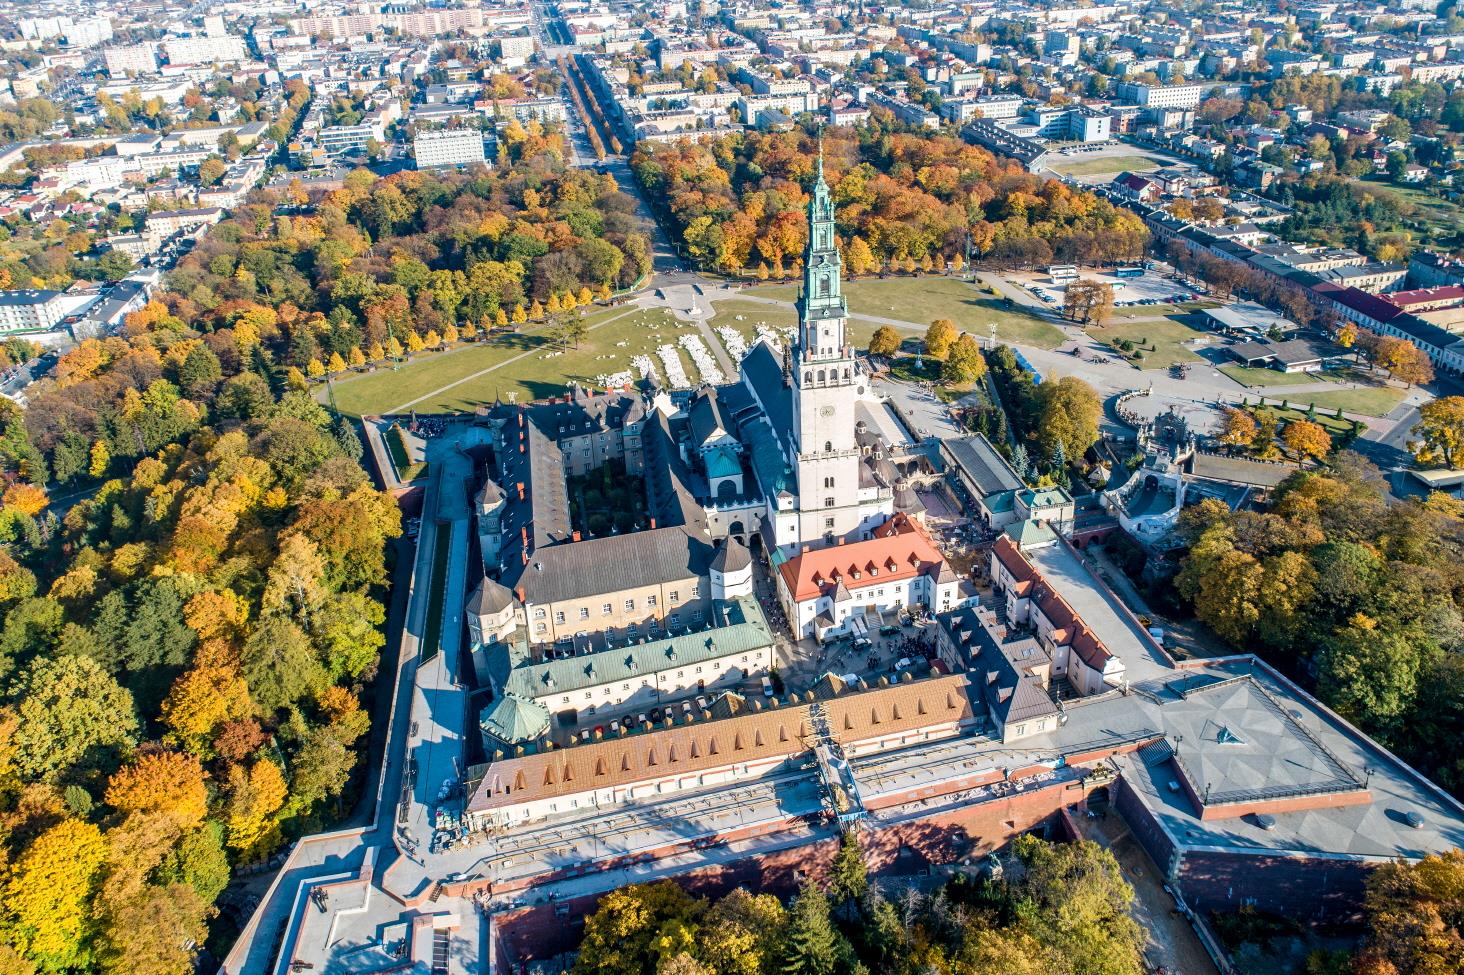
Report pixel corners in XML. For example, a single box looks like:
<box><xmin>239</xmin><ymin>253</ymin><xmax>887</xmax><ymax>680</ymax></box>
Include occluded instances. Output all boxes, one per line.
<box><xmin>534</xmin><ymin>608</ymin><xmax>547</xmax><ymax>619</ymax></box>
<box><xmin>690</xmin><ymin>584</ymin><xmax>700</xmax><ymax>598</ymax></box>
<box><xmin>535</xmin><ymin>623</ymin><xmax>547</xmax><ymax>633</ymax></box>
<box><xmin>825</xmin><ymin>517</ymin><xmax>835</xmax><ymax>529</ymax></box>
<box><xmin>693</xmin><ymin>610</ymin><xmax>704</xmax><ymax>623</ymax></box>
<box><xmin>579</xmin><ymin>607</ymin><xmax>589</xmax><ymax>620</ymax></box>
<box><xmin>824</xmin><ymin>496</ymin><xmax>835</xmax><ymax>508</ymax></box>
<box><xmin>670</xmin><ymin>590</ymin><xmax>680</xmax><ymax>603</ymax></box>
<box><xmin>624</xmin><ymin>599</ymin><xmax>635</xmax><ymax>611</ymax></box>
<box><xmin>554</xmin><ymin>611</ymin><xmax>565</xmax><ymax>625</ymax></box>
<box><xmin>647</xmin><ymin>594</ymin><xmax>657</xmax><ymax>607</ymax></box>
<box><xmin>670</xmin><ymin>614</ymin><xmax>680</xmax><ymax>627</ymax></box>
<box><xmin>602</xmin><ymin>602</ymin><xmax>612</xmax><ymax>614</ymax></box>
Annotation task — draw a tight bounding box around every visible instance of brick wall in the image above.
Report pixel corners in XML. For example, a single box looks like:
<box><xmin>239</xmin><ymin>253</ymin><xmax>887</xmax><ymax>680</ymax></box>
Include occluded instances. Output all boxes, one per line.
<box><xmin>493</xmin><ymin>776</ymin><xmax>1100</xmax><ymax>964</ymax></box>
<box><xmin>1176</xmin><ymin>850</ymin><xmax>1374</xmax><ymax>926</ymax></box>
<box><xmin>1115</xmin><ymin>774</ymin><xmax>1176</xmax><ymax>880</ymax></box>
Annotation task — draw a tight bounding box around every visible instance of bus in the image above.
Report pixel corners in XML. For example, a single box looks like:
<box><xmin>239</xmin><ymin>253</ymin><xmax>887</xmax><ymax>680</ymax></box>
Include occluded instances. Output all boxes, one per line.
<box><xmin>1113</xmin><ymin>266</ymin><xmax>1145</xmax><ymax>278</ymax></box>
<box><xmin>1047</xmin><ymin>264</ymin><xmax>1078</xmax><ymax>282</ymax></box>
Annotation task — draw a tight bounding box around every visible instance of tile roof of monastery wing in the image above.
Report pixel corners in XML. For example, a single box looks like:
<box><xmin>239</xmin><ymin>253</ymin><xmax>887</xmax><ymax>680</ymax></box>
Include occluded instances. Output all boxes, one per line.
<box><xmin>466</xmin><ymin>675</ymin><xmax>974</xmax><ymax>813</ymax></box>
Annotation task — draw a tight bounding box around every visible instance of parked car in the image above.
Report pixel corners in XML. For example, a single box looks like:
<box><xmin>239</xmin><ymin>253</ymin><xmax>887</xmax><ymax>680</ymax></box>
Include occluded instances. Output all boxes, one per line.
<box><xmin>761</xmin><ymin>675</ymin><xmax>775</xmax><ymax>697</ymax></box>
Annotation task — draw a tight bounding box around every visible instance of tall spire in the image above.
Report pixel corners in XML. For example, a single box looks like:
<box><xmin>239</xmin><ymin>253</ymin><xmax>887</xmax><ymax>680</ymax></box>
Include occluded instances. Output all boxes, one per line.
<box><xmin>816</xmin><ymin>129</ymin><xmax>824</xmax><ymax>182</ymax></box>
<box><xmin>797</xmin><ymin>129</ymin><xmax>846</xmax><ymax>353</ymax></box>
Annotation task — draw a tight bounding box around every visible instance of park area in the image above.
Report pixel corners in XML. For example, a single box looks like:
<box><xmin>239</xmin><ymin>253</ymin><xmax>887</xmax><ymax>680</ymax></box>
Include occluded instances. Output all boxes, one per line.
<box><xmin>329</xmin><ymin>307</ymin><xmax>697</xmax><ymax>416</ymax></box>
<box><xmin>1045</xmin><ymin>152</ymin><xmax>1164</xmax><ymax>177</ymax></box>
<box><xmin>1088</xmin><ymin>317</ymin><xmax>1212</xmax><ymax>370</ymax></box>
<box><xmin>741</xmin><ymin>276</ymin><xmax>1066</xmax><ymax>348</ymax></box>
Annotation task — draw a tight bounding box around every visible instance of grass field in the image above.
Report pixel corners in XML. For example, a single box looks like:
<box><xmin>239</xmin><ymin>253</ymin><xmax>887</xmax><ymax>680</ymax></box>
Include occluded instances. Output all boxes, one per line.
<box><xmin>1270</xmin><ymin>385</ymin><xmax>1408</xmax><ymax>418</ymax></box>
<box><xmin>743</xmin><ymin>276</ymin><xmax>1066</xmax><ymax>348</ymax></box>
<box><xmin>1255</xmin><ymin>405</ymin><xmax>1359</xmax><ymax>437</ymax></box>
<box><xmin>385</xmin><ymin>424</ymin><xmax>427</xmax><ymax>482</ymax></box>
<box><xmin>1220</xmin><ymin>365</ymin><xmax>1319</xmax><ymax>388</ymax></box>
<box><xmin>1091</xmin><ymin>318</ymin><xmax>1208</xmax><ymax>370</ymax></box>
<box><xmin>1046</xmin><ymin>153</ymin><xmax>1164</xmax><ymax>177</ymax></box>
<box><xmin>330</xmin><ymin>306</ymin><xmax>696</xmax><ymax>415</ymax></box>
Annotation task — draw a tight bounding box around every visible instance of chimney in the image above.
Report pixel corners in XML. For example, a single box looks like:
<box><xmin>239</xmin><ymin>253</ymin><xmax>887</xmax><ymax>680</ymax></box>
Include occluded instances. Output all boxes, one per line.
<box><xmin>514</xmin><ymin>586</ymin><xmax>525</xmax><ymax>601</ymax></box>
<box><xmin>517</xmin><ymin>482</ymin><xmax>526</xmax><ymax>501</ymax></box>
<box><xmin>519</xmin><ymin>443</ymin><xmax>525</xmax><ymax>454</ymax></box>
<box><xmin>571</xmin><ymin>530</ymin><xmax>582</xmax><ymax>542</ymax></box>
<box><xmin>649</xmin><ymin>517</ymin><xmax>657</xmax><ymax>529</ymax></box>
<box><xmin>521</xmin><ymin>551</ymin><xmax>529</xmax><ymax>565</ymax></box>
<box><xmin>802</xmin><ymin>545</ymin><xmax>810</xmax><ymax>554</ymax></box>
<box><xmin>837</xmin><ymin>538</ymin><xmax>845</xmax><ymax>545</ymax></box>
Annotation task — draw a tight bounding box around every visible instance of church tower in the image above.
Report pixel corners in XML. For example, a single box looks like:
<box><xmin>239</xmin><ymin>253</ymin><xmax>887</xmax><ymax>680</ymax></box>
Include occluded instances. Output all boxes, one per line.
<box><xmin>789</xmin><ymin>143</ymin><xmax>875</xmax><ymax>546</ymax></box>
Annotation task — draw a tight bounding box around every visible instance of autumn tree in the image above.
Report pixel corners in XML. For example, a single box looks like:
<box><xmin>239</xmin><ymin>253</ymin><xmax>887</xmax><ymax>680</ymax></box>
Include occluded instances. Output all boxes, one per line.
<box><xmin>1218</xmin><ymin>407</ymin><xmax>1259</xmax><ymax>451</ymax></box>
<box><xmin>1412</xmin><ymin>396</ymin><xmax>1464</xmax><ymax>468</ymax></box>
<box><xmin>1282</xmin><ymin>419</ymin><xmax>1332</xmax><ymax>461</ymax></box>
<box><xmin>942</xmin><ymin>333</ymin><xmax>987</xmax><ymax>385</ymax></box>
<box><xmin>0</xmin><ymin>819</ymin><xmax>108</xmax><ymax>970</ymax></box>
<box><xmin>868</xmin><ymin>325</ymin><xmax>901</xmax><ymax>357</ymax></box>
<box><xmin>1035</xmin><ymin>376</ymin><xmax>1101</xmax><ymax>464</ymax></box>
<box><xmin>1353</xmin><ymin>850</ymin><xmax>1464</xmax><ymax>975</ymax></box>
<box><xmin>105</xmin><ymin>750</ymin><xmax>209</xmax><ymax>829</ymax></box>
<box><xmin>1376</xmin><ymin>336</ymin><xmax>1434</xmax><ymax>386</ymax></box>
<box><xmin>925</xmin><ymin>318</ymin><xmax>957</xmax><ymax>359</ymax></box>
<box><xmin>8</xmin><ymin>655</ymin><xmax>138</xmax><ymax>783</ymax></box>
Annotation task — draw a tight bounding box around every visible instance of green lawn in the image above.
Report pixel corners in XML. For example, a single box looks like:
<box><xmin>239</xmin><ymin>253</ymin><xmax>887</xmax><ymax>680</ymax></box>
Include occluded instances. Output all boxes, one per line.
<box><xmin>743</xmin><ymin>276</ymin><xmax>1066</xmax><ymax>349</ymax></box>
<box><xmin>385</xmin><ymin>423</ymin><xmax>427</xmax><ymax>482</ymax></box>
<box><xmin>1272</xmin><ymin>385</ymin><xmax>1408</xmax><ymax>418</ymax></box>
<box><xmin>1220</xmin><ymin>365</ymin><xmax>1319</xmax><ymax>388</ymax></box>
<box><xmin>1090</xmin><ymin>318</ymin><xmax>1210</xmax><ymax>370</ymax></box>
<box><xmin>330</xmin><ymin>306</ymin><xmax>693</xmax><ymax>415</ymax></box>
<box><xmin>1046</xmin><ymin>153</ymin><xmax>1164</xmax><ymax>177</ymax></box>
<box><xmin>1254</xmin><ymin>405</ymin><xmax>1359</xmax><ymax>437</ymax></box>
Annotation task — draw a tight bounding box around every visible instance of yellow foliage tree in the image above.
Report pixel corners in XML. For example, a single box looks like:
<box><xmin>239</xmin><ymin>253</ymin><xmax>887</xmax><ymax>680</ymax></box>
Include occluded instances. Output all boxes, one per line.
<box><xmin>423</xmin><ymin>329</ymin><xmax>441</xmax><ymax>349</ymax></box>
<box><xmin>105</xmin><ymin>751</ymin><xmax>208</xmax><ymax>830</ymax></box>
<box><xmin>326</xmin><ymin>351</ymin><xmax>347</xmax><ymax>374</ymax></box>
<box><xmin>284</xmin><ymin>366</ymin><xmax>307</xmax><ymax>390</ymax></box>
<box><xmin>1</xmin><ymin>483</ymin><xmax>47</xmax><ymax>518</ymax></box>
<box><xmin>348</xmin><ymin>346</ymin><xmax>365</xmax><ymax>368</ymax></box>
<box><xmin>442</xmin><ymin>324</ymin><xmax>459</xmax><ymax>345</ymax></box>
<box><xmin>183</xmin><ymin>589</ymin><xmax>248</xmax><ymax>642</ymax></box>
<box><xmin>512</xmin><ymin>304</ymin><xmax>527</xmax><ymax>324</ymax></box>
<box><xmin>405</xmin><ymin>331</ymin><xmax>424</xmax><ymax>354</ymax></box>
<box><xmin>305</xmin><ymin>358</ymin><xmax>325</xmax><ymax>379</ymax></box>
<box><xmin>386</xmin><ymin>336</ymin><xmax>404</xmax><ymax>358</ymax></box>
<box><xmin>495</xmin><ymin>307</ymin><xmax>509</xmax><ymax>327</ymax></box>
<box><xmin>597</xmin><ymin>283</ymin><xmax>612</xmax><ymax>302</ymax></box>
<box><xmin>89</xmin><ymin>440</ymin><xmax>111</xmax><ymax>479</ymax></box>
<box><xmin>161</xmin><ymin>663</ymin><xmax>252</xmax><ymax>756</ymax></box>
<box><xmin>461</xmin><ymin>321</ymin><xmax>478</xmax><ymax>340</ymax></box>
<box><xmin>367</xmin><ymin>342</ymin><xmax>385</xmax><ymax>361</ymax></box>
<box><xmin>577</xmin><ymin>286</ymin><xmax>593</xmax><ymax>306</ymax></box>
<box><xmin>546</xmin><ymin>293</ymin><xmax>562</xmax><ymax>313</ymax></box>
<box><xmin>1</xmin><ymin>819</ymin><xmax>108</xmax><ymax>969</ymax></box>
<box><xmin>529</xmin><ymin>300</ymin><xmax>544</xmax><ymax>319</ymax></box>
<box><xmin>225</xmin><ymin>760</ymin><xmax>287</xmax><ymax>857</ymax></box>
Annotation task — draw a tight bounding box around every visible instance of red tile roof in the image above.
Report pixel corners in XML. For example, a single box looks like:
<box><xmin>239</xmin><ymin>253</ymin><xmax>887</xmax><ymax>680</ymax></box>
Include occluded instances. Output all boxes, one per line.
<box><xmin>778</xmin><ymin>513</ymin><xmax>946</xmax><ymax>602</ymax></box>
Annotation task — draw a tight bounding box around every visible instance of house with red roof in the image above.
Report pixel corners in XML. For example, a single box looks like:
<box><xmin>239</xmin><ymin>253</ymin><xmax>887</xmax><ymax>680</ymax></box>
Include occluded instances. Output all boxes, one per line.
<box><xmin>988</xmin><ymin>536</ymin><xmax>1126</xmax><ymax>696</ymax></box>
<box><xmin>776</xmin><ymin>513</ymin><xmax>964</xmax><ymax>641</ymax></box>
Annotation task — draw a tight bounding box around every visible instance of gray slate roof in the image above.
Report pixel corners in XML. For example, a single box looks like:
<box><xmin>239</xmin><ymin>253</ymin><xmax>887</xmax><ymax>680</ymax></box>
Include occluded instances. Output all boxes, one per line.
<box><xmin>945</xmin><ymin>435</ymin><xmax>1023</xmax><ymax>497</ymax></box>
<box><xmin>503</xmin><ymin>525</ymin><xmax>716</xmax><ymax>606</ymax></box>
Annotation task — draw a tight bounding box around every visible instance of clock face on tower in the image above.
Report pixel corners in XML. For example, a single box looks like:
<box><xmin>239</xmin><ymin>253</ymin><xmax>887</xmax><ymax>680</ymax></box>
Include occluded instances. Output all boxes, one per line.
<box><xmin>819</xmin><ymin>405</ymin><xmax>835</xmax><ymax>417</ymax></box>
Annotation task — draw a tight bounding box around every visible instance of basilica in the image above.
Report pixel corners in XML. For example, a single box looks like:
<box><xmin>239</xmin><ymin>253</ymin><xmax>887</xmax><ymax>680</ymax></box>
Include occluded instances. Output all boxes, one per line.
<box><xmin>467</xmin><ymin>150</ymin><xmax>929</xmax><ymax>660</ymax></box>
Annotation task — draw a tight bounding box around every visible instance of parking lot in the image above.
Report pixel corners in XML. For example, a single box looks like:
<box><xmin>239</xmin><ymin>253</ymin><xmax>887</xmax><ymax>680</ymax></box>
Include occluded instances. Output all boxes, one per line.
<box><xmin>1011</xmin><ymin>267</ymin><xmax>1202</xmax><ymax>309</ymax></box>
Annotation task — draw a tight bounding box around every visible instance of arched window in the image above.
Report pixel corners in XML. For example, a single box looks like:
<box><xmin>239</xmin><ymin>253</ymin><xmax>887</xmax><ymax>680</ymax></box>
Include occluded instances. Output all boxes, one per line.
<box><xmin>817</xmin><ymin>369</ymin><xmax>825</xmax><ymax>383</ymax></box>
<box><xmin>819</xmin><ymin>277</ymin><xmax>830</xmax><ymax>297</ymax></box>
<box><xmin>824</xmin><ymin>441</ymin><xmax>833</xmax><ymax>453</ymax></box>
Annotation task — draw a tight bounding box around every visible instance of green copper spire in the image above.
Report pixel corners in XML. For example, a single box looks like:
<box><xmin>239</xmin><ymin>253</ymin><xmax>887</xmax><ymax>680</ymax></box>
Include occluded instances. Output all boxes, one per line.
<box><xmin>799</xmin><ymin>135</ymin><xmax>845</xmax><ymax>330</ymax></box>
